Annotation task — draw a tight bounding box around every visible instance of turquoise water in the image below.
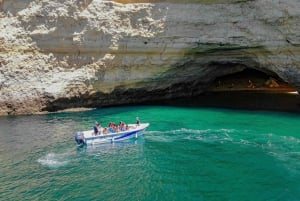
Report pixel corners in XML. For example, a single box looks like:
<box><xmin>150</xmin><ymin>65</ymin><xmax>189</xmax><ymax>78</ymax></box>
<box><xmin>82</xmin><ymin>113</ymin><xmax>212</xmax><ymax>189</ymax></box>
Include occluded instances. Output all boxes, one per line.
<box><xmin>1</xmin><ymin>106</ymin><xmax>300</xmax><ymax>201</ymax></box>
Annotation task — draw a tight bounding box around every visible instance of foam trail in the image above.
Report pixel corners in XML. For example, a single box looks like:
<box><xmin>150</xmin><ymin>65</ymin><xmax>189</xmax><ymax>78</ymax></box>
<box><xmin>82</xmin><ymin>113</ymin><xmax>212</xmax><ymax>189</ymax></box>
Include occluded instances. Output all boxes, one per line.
<box><xmin>37</xmin><ymin>152</ymin><xmax>72</xmax><ymax>168</ymax></box>
<box><xmin>145</xmin><ymin>128</ymin><xmax>237</xmax><ymax>143</ymax></box>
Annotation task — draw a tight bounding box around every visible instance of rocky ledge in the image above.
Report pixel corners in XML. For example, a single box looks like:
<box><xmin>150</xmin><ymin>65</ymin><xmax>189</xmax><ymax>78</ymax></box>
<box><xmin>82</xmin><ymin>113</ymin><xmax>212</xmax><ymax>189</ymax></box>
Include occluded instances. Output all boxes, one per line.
<box><xmin>0</xmin><ymin>0</ymin><xmax>300</xmax><ymax>115</ymax></box>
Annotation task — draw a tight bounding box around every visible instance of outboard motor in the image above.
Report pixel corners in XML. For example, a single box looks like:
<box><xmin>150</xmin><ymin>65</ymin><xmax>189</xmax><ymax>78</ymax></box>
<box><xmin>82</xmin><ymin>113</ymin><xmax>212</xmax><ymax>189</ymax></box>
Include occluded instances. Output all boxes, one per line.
<box><xmin>75</xmin><ymin>132</ymin><xmax>85</xmax><ymax>145</ymax></box>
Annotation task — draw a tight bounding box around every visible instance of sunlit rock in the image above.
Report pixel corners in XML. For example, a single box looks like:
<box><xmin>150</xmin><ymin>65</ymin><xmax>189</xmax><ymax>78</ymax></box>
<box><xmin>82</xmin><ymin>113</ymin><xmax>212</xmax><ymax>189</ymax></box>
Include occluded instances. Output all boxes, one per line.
<box><xmin>0</xmin><ymin>0</ymin><xmax>299</xmax><ymax>115</ymax></box>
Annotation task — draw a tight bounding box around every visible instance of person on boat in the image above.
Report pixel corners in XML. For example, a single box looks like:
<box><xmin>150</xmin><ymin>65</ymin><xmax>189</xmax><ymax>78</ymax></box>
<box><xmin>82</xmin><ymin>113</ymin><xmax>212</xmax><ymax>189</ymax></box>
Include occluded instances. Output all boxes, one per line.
<box><xmin>109</xmin><ymin>122</ymin><xmax>116</xmax><ymax>128</ymax></box>
<box><xmin>119</xmin><ymin>121</ymin><xmax>126</xmax><ymax>131</ymax></box>
<box><xmin>108</xmin><ymin>127</ymin><xmax>115</xmax><ymax>133</ymax></box>
<box><xmin>103</xmin><ymin>127</ymin><xmax>108</xmax><ymax>134</ymax></box>
<box><xmin>136</xmin><ymin>117</ymin><xmax>140</xmax><ymax>126</ymax></box>
<box><xmin>94</xmin><ymin>122</ymin><xmax>101</xmax><ymax>135</ymax></box>
<box><xmin>93</xmin><ymin>125</ymin><xmax>98</xmax><ymax>135</ymax></box>
<box><xmin>108</xmin><ymin>122</ymin><xmax>117</xmax><ymax>133</ymax></box>
<box><xmin>114</xmin><ymin>124</ymin><xmax>119</xmax><ymax>132</ymax></box>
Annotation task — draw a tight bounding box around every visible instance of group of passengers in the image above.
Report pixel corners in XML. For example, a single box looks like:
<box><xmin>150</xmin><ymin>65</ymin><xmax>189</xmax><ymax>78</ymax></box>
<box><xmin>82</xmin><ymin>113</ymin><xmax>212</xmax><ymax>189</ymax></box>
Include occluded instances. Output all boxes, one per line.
<box><xmin>93</xmin><ymin>119</ymin><xmax>138</xmax><ymax>135</ymax></box>
<box><xmin>93</xmin><ymin>117</ymin><xmax>140</xmax><ymax>135</ymax></box>
<box><xmin>107</xmin><ymin>121</ymin><xmax>129</xmax><ymax>133</ymax></box>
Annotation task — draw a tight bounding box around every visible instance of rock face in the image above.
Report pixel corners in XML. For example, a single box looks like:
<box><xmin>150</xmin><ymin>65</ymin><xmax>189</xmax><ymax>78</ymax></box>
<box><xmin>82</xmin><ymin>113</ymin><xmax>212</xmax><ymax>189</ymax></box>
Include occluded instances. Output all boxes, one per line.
<box><xmin>0</xmin><ymin>0</ymin><xmax>300</xmax><ymax>115</ymax></box>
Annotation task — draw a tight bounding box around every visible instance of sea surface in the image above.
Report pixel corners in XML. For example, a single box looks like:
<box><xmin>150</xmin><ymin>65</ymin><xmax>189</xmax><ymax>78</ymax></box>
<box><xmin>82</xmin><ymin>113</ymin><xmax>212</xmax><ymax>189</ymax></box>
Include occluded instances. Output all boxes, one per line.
<box><xmin>1</xmin><ymin>105</ymin><xmax>300</xmax><ymax>201</ymax></box>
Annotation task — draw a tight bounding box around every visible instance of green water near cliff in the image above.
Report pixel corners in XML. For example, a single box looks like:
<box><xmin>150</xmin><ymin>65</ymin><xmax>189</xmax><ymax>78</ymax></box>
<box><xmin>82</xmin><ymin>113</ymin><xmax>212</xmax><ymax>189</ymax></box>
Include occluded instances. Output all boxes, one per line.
<box><xmin>1</xmin><ymin>106</ymin><xmax>300</xmax><ymax>201</ymax></box>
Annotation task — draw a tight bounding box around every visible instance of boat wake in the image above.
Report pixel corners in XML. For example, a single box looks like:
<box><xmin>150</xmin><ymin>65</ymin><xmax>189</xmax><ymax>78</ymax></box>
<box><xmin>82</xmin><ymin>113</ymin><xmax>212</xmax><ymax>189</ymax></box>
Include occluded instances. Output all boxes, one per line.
<box><xmin>145</xmin><ymin>128</ymin><xmax>235</xmax><ymax>143</ymax></box>
<box><xmin>146</xmin><ymin>128</ymin><xmax>300</xmax><ymax>174</ymax></box>
<box><xmin>37</xmin><ymin>151</ymin><xmax>75</xmax><ymax>168</ymax></box>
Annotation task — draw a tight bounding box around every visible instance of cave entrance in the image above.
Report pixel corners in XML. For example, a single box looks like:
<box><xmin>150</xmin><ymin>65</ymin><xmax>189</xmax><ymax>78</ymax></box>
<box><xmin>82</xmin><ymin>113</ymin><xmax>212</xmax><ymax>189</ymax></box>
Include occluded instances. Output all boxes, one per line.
<box><xmin>208</xmin><ymin>68</ymin><xmax>296</xmax><ymax>92</ymax></box>
<box><xmin>161</xmin><ymin>68</ymin><xmax>300</xmax><ymax>113</ymax></box>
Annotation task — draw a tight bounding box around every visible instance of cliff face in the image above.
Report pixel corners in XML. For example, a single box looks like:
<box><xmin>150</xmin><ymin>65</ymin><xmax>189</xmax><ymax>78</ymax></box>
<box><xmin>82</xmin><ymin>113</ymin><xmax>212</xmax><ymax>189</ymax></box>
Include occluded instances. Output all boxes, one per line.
<box><xmin>0</xmin><ymin>0</ymin><xmax>300</xmax><ymax>115</ymax></box>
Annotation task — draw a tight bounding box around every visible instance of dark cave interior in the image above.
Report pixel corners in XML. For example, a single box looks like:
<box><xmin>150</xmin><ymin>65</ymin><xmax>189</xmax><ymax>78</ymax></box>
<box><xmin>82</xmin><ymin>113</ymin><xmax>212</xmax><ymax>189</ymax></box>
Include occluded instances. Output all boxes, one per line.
<box><xmin>208</xmin><ymin>68</ymin><xmax>296</xmax><ymax>92</ymax></box>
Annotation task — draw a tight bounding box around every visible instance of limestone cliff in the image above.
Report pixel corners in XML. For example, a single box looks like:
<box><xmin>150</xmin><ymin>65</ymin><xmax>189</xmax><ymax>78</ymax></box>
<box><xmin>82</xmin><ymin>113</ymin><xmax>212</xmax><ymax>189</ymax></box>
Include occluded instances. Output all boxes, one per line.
<box><xmin>0</xmin><ymin>0</ymin><xmax>299</xmax><ymax>115</ymax></box>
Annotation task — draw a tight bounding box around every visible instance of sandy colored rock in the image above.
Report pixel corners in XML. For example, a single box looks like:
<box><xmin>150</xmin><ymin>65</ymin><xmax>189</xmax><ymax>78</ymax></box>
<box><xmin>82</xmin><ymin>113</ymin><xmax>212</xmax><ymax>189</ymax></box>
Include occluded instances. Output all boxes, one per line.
<box><xmin>0</xmin><ymin>0</ymin><xmax>300</xmax><ymax>115</ymax></box>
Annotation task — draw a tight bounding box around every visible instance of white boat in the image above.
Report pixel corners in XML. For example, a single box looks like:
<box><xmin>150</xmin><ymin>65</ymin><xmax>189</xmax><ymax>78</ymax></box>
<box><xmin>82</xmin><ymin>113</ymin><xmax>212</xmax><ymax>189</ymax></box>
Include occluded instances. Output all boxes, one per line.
<box><xmin>75</xmin><ymin>123</ymin><xmax>150</xmax><ymax>145</ymax></box>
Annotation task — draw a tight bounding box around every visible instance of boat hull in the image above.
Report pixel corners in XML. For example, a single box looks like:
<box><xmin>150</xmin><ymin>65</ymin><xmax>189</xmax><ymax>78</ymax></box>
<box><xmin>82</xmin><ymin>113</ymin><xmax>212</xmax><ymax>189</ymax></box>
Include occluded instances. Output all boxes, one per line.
<box><xmin>75</xmin><ymin>123</ymin><xmax>149</xmax><ymax>145</ymax></box>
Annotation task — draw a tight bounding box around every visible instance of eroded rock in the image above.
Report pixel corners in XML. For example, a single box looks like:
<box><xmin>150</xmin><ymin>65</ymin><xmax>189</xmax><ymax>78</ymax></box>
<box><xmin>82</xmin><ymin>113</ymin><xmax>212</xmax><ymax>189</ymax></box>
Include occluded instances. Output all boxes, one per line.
<box><xmin>0</xmin><ymin>0</ymin><xmax>300</xmax><ymax>115</ymax></box>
